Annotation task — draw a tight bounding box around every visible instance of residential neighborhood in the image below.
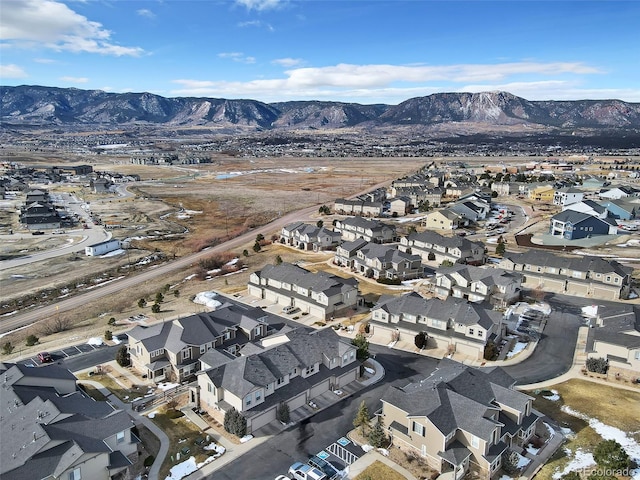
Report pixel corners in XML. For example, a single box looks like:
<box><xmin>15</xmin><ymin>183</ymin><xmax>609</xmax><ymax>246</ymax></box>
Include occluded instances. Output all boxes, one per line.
<box><xmin>2</xmin><ymin>157</ymin><xmax>640</xmax><ymax>480</ymax></box>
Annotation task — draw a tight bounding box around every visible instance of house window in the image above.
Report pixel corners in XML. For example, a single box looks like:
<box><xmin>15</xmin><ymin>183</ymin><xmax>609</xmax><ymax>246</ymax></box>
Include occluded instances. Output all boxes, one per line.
<box><xmin>200</xmin><ymin>345</ymin><xmax>206</xmax><ymax>354</ymax></box>
<box><xmin>68</xmin><ymin>468</ymin><xmax>81</xmax><ymax>480</ymax></box>
<box><xmin>207</xmin><ymin>383</ymin><xmax>213</xmax><ymax>393</ymax></box>
<box><xmin>634</xmin><ymin>351</ymin><xmax>640</xmax><ymax>360</ymax></box>
<box><xmin>182</xmin><ymin>349</ymin><xmax>190</xmax><ymax>360</ymax></box>
<box><xmin>116</xmin><ymin>430</ymin><xmax>126</xmax><ymax>444</ymax></box>
<box><xmin>478</xmin><ymin>330</ymin><xmax>483</xmax><ymax>337</ymax></box>
<box><xmin>305</xmin><ymin>365</ymin><xmax>316</xmax><ymax>375</ymax></box>
<box><xmin>471</xmin><ymin>435</ymin><xmax>480</xmax><ymax>448</ymax></box>
<box><xmin>606</xmin><ymin>276</ymin><xmax>611</xmax><ymax>282</ymax></box>
<box><xmin>256</xmin><ymin>392</ymin><xmax>261</xmax><ymax>401</ymax></box>
<box><xmin>614</xmin><ymin>277</ymin><xmax>619</xmax><ymax>283</ymax></box>
<box><xmin>245</xmin><ymin>396</ymin><xmax>251</xmax><ymax>406</ymax></box>
<box><xmin>224</xmin><ymin>331</ymin><xmax>231</xmax><ymax>340</ymax></box>
<box><xmin>412</xmin><ymin>421</ymin><xmax>425</xmax><ymax>436</ymax></box>
<box><xmin>350</xmin><ymin>351</ymin><xmax>355</xmax><ymax>360</ymax></box>
<box><xmin>469</xmin><ymin>328</ymin><xmax>474</xmax><ymax>336</ymax></box>
<box><xmin>276</xmin><ymin>377</ymin><xmax>283</xmax><ymax>385</ymax></box>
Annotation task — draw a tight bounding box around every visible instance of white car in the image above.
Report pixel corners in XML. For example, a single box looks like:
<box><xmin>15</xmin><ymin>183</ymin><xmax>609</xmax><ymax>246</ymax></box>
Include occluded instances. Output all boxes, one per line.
<box><xmin>288</xmin><ymin>462</ymin><xmax>327</xmax><ymax>480</ymax></box>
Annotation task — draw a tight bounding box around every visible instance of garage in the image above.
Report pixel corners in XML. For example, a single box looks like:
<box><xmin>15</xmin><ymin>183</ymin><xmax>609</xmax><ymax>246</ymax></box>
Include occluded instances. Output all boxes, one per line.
<box><xmin>287</xmin><ymin>392</ymin><xmax>307</xmax><ymax>412</ymax></box>
<box><xmin>310</xmin><ymin>378</ymin><xmax>330</xmax><ymax>398</ymax></box>
<box><xmin>567</xmin><ymin>282</ymin><xmax>589</xmax><ymax>297</ymax></box>
<box><xmin>336</xmin><ymin>368</ymin><xmax>357</xmax><ymax>388</ymax></box>
<box><xmin>309</xmin><ymin>304</ymin><xmax>325</xmax><ymax>319</ymax></box>
<box><xmin>249</xmin><ymin>406</ymin><xmax>276</xmax><ymax>432</ymax></box>
<box><xmin>455</xmin><ymin>341</ymin><xmax>482</xmax><ymax>359</ymax></box>
<box><xmin>592</xmin><ymin>286</ymin><xmax>618</xmax><ymax>300</ymax></box>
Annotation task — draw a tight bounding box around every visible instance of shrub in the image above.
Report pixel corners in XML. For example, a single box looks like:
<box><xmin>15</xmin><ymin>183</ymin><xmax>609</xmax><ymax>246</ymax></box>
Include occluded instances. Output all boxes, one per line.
<box><xmin>138</xmin><ymin>298</ymin><xmax>147</xmax><ymax>308</ymax></box>
<box><xmin>275</xmin><ymin>255</ymin><xmax>283</xmax><ymax>265</ymax></box>
<box><xmin>107</xmin><ymin>317</ymin><xmax>116</xmax><ymax>326</ymax></box>
<box><xmin>277</xmin><ymin>403</ymin><xmax>290</xmax><ymax>423</ymax></box>
<box><xmin>242</xmin><ymin>249</ymin><xmax>249</xmax><ymax>257</ymax></box>
<box><xmin>593</xmin><ymin>439</ymin><xmax>630</xmax><ymax>471</ymax></box>
<box><xmin>376</xmin><ymin>277</ymin><xmax>402</xmax><ymax>285</ymax></box>
<box><xmin>104</xmin><ymin>330</ymin><xmax>113</xmax><ymax>341</ymax></box>
<box><xmin>143</xmin><ymin>455</ymin><xmax>155</xmax><ymax>467</ymax></box>
<box><xmin>155</xmin><ymin>292</ymin><xmax>164</xmax><ymax>304</ymax></box>
<box><xmin>414</xmin><ymin>332</ymin><xmax>427</xmax><ymax>349</ymax></box>
<box><xmin>427</xmin><ymin>252</ymin><xmax>436</xmax><ymax>261</ymax></box>
<box><xmin>502</xmin><ymin>450</ymin><xmax>520</xmax><ymax>474</ymax></box>
<box><xmin>26</xmin><ymin>334</ymin><xmax>39</xmax><ymax>346</ymax></box>
<box><xmin>562</xmin><ymin>473</ymin><xmax>581</xmax><ymax>480</ymax></box>
<box><xmin>353</xmin><ymin>400</ymin><xmax>370</xmax><ymax>435</ymax></box>
<box><xmin>484</xmin><ymin>341</ymin><xmax>499</xmax><ymax>361</ymax></box>
<box><xmin>115</xmin><ymin>345</ymin><xmax>130</xmax><ymax>367</ymax></box>
<box><xmin>2</xmin><ymin>341</ymin><xmax>14</xmax><ymax>355</ymax></box>
<box><xmin>174</xmin><ymin>289</ymin><xmax>180</xmax><ymax>298</ymax></box>
<box><xmin>151</xmin><ymin>303</ymin><xmax>161</xmax><ymax>314</ymax></box>
<box><xmin>586</xmin><ymin>357</ymin><xmax>608</xmax><ymax>374</ymax></box>
<box><xmin>440</xmin><ymin>260</ymin><xmax>454</xmax><ymax>267</ymax></box>
<box><xmin>252</xmin><ymin>242</ymin><xmax>261</xmax><ymax>253</ymax></box>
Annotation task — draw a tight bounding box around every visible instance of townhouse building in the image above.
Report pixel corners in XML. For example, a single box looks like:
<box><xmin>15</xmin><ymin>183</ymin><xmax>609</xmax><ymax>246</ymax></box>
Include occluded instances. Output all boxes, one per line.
<box><xmin>371</xmin><ymin>292</ymin><xmax>503</xmax><ymax>360</ymax></box>
<box><xmin>197</xmin><ymin>326</ymin><xmax>359</xmax><ymax>433</ymax></box>
<box><xmin>248</xmin><ymin>262</ymin><xmax>359</xmax><ymax>319</ymax></box>
<box><xmin>498</xmin><ymin>250</ymin><xmax>632</xmax><ymax>300</ymax></box>
<box><xmin>334</xmin><ymin>217</ymin><xmax>397</xmax><ymax>243</ymax></box>
<box><xmin>400</xmin><ymin>230</ymin><xmax>485</xmax><ymax>265</ymax></box>
<box><xmin>381</xmin><ymin>360</ymin><xmax>540</xmax><ymax>479</ymax></box>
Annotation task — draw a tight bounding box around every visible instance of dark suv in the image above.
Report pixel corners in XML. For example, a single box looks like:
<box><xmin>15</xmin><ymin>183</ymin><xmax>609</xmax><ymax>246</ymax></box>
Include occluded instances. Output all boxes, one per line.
<box><xmin>38</xmin><ymin>352</ymin><xmax>53</xmax><ymax>363</ymax></box>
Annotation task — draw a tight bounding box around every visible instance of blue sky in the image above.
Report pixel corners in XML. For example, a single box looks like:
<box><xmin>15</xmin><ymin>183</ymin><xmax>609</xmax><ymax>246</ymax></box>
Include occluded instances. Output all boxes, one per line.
<box><xmin>1</xmin><ymin>0</ymin><xmax>639</xmax><ymax>104</ymax></box>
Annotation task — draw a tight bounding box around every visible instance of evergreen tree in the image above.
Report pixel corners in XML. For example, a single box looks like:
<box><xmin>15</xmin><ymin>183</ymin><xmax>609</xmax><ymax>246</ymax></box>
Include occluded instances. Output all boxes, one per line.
<box><xmin>414</xmin><ymin>332</ymin><xmax>427</xmax><ymax>349</ymax></box>
<box><xmin>368</xmin><ymin>418</ymin><xmax>388</xmax><ymax>448</ymax></box>
<box><xmin>353</xmin><ymin>400</ymin><xmax>370</xmax><ymax>435</ymax></box>
<box><xmin>593</xmin><ymin>439</ymin><xmax>630</xmax><ymax>471</ymax></box>
<box><xmin>277</xmin><ymin>403</ymin><xmax>290</xmax><ymax>423</ymax></box>
<box><xmin>351</xmin><ymin>334</ymin><xmax>370</xmax><ymax>360</ymax></box>
<box><xmin>115</xmin><ymin>345</ymin><xmax>130</xmax><ymax>367</ymax></box>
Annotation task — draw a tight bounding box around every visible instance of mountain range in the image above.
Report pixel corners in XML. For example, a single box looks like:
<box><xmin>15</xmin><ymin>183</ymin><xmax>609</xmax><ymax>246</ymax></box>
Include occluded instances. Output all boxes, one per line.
<box><xmin>2</xmin><ymin>85</ymin><xmax>640</xmax><ymax>134</ymax></box>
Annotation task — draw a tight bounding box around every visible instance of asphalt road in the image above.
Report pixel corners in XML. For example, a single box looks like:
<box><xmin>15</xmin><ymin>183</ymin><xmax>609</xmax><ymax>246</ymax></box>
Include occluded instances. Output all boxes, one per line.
<box><xmin>208</xmin><ymin>346</ymin><xmax>440</xmax><ymax>480</ymax></box>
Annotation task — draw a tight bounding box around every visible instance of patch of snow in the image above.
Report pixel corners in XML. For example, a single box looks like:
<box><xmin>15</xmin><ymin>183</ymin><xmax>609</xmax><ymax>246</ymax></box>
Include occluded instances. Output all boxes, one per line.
<box><xmin>526</xmin><ymin>445</ymin><xmax>540</xmax><ymax>455</ymax></box>
<box><xmin>387</xmin><ymin>341</ymin><xmax>397</xmax><ymax>348</ymax></box>
<box><xmin>147</xmin><ymin>413</ymin><xmax>156</xmax><ymax>419</ymax></box>
<box><xmin>559</xmin><ymin>406</ymin><xmax>640</xmax><ymax>479</ymax></box>
<box><xmin>361</xmin><ymin>444</ymin><xmax>374</xmax><ymax>453</ymax></box>
<box><xmin>204</xmin><ymin>443</ymin><xmax>226</xmax><ymax>454</ymax></box>
<box><xmin>84</xmin><ymin>276</ymin><xmax>125</xmax><ymax>290</ymax></box>
<box><xmin>542</xmin><ymin>390</ymin><xmax>560</xmax><ymax>402</ymax></box>
<box><xmin>157</xmin><ymin>382</ymin><xmax>179</xmax><ymax>391</ymax></box>
<box><xmin>184</xmin><ymin>273</ymin><xmax>197</xmax><ymax>280</ymax></box>
<box><xmin>111</xmin><ymin>336</ymin><xmax>122</xmax><ymax>345</ymax></box>
<box><xmin>239</xmin><ymin>435</ymin><xmax>253</xmax><ymax>443</ymax></box>
<box><xmin>193</xmin><ymin>291</ymin><xmax>222</xmax><ymax>309</ymax></box>
<box><xmin>377</xmin><ymin>448</ymin><xmax>389</xmax><ymax>456</ymax></box>
<box><xmin>544</xmin><ymin>422</ymin><xmax>556</xmax><ymax>436</ymax></box>
<box><xmin>226</xmin><ymin>258</ymin><xmax>239</xmax><ymax>266</ymax></box>
<box><xmin>164</xmin><ymin>454</ymin><xmax>218</xmax><ymax>480</ymax></box>
<box><xmin>515</xmin><ymin>452</ymin><xmax>531</xmax><ymax>469</ymax></box>
<box><xmin>552</xmin><ymin>449</ymin><xmax>595</xmax><ymax>479</ymax></box>
<box><xmin>364</xmin><ymin>367</ymin><xmax>375</xmax><ymax>375</ymax></box>
<box><xmin>507</xmin><ymin>341</ymin><xmax>528</xmax><ymax>358</ymax></box>
<box><xmin>87</xmin><ymin>337</ymin><xmax>104</xmax><ymax>346</ymax></box>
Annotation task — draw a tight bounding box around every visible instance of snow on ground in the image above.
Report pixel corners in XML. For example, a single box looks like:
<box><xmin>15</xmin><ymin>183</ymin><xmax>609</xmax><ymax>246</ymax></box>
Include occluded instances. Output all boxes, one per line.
<box><xmin>558</xmin><ymin>406</ymin><xmax>640</xmax><ymax>479</ymax></box>
<box><xmin>552</xmin><ymin>449</ymin><xmax>595</xmax><ymax>479</ymax></box>
<box><xmin>542</xmin><ymin>390</ymin><xmax>561</xmax><ymax>401</ymax></box>
<box><xmin>157</xmin><ymin>382</ymin><xmax>180</xmax><ymax>391</ymax></box>
<box><xmin>100</xmin><ymin>248</ymin><xmax>125</xmax><ymax>258</ymax></box>
<box><xmin>204</xmin><ymin>443</ymin><xmax>226</xmax><ymax>454</ymax></box>
<box><xmin>526</xmin><ymin>445</ymin><xmax>540</xmax><ymax>455</ymax></box>
<box><xmin>193</xmin><ymin>291</ymin><xmax>222</xmax><ymax>309</ymax></box>
<box><xmin>364</xmin><ymin>367</ymin><xmax>375</xmax><ymax>375</ymax></box>
<box><xmin>515</xmin><ymin>451</ymin><xmax>532</xmax><ymax>469</ymax></box>
<box><xmin>507</xmin><ymin>342</ymin><xmax>528</xmax><ymax>358</ymax></box>
<box><xmin>184</xmin><ymin>273</ymin><xmax>197</xmax><ymax>281</ymax></box>
<box><xmin>544</xmin><ymin>422</ymin><xmax>556</xmax><ymax>436</ymax></box>
<box><xmin>164</xmin><ymin>454</ymin><xmax>219</xmax><ymax>480</ymax></box>
<box><xmin>239</xmin><ymin>435</ymin><xmax>253</xmax><ymax>443</ymax></box>
<box><xmin>361</xmin><ymin>444</ymin><xmax>374</xmax><ymax>452</ymax></box>
<box><xmin>87</xmin><ymin>337</ymin><xmax>104</xmax><ymax>346</ymax></box>
<box><xmin>618</xmin><ymin>239</ymin><xmax>640</xmax><ymax>247</ymax></box>
<box><xmin>147</xmin><ymin>412</ymin><xmax>156</xmax><ymax>419</ymax></box>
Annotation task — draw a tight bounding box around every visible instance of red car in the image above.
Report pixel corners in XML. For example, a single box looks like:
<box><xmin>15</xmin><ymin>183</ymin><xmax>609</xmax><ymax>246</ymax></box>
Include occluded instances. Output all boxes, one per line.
<box><xmin>38</xmin><ymin>352</ymin><xmax>53</xmax><ymax>363</ymax></box>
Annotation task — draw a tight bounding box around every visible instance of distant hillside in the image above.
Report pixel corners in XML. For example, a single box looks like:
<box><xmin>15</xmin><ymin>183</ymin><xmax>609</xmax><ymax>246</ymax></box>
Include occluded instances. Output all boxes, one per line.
<box><xmin>2</xmin><ymin>85</ymin><xmax>640</xmax><ymax>133</ymax></box>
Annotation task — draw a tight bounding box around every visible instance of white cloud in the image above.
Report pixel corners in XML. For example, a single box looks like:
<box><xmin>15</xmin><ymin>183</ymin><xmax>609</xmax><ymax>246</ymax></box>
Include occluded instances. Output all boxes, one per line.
<box><xmin>137</xmin><ymin>9</ymin><xmax>156</xmax><ymax>19</ymax></box>
<box><xmin>33</xmin><ymin>57</ymin><xmax>56</xmax><ymax>64</ymax></box>
<box><xmin>0</xmin><ymin>63</ymin><xmax>28</xmax><ymax>78</ymax></box>
<box><xmin>235</xmin><ymin>0</ymin><xmax>284</xmax><ymax>11</ymax></box>
<box><xmin>272</xmin><ymin>57</ymin><xmax>304</xmax><ymax>67</ymax></box>
<box><xmin>238</xmin><ymin>20</ymin><xmax>274</xmax><ymax>31</ymax></box>
<box><xmin>59</xmin><ymin>76</ymin><xmax>89</xmax><ymax>83</ymax></box>
<box><xmin>1</xmin><ymin>0</ymin><xmax>144</xmax><ymax>57</ymax></box>
<box><xmin>170</xmin><ymin>60</ymin><xmax>636</xmax><ymax>104</ymax></box>
<box><xmin>218</xmin><ymin>52</ymin><xmax>256</xmax><ymax>64</ymax></box>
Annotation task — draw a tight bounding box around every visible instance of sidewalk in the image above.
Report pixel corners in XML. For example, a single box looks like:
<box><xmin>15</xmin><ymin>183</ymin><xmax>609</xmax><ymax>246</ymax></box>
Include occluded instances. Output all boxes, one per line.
<box><xmin>518</xmin><ymin>419</ymin><xmax>566</xmax><ymax>480</ymax></box>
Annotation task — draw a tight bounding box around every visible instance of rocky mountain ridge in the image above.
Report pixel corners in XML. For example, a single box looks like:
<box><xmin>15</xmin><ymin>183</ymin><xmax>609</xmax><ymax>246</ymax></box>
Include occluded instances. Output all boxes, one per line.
<box><xmin>2</xmin><ymin>85</ymin><xmax>639</xmax><ymax>133</ymax></box>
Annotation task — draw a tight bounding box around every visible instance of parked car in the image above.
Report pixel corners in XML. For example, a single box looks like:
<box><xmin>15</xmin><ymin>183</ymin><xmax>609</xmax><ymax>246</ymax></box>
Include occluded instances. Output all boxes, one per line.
<box><xmin>31</xmin><ymin>231</ymin><xmax>45</xmax><ymax>235</ymax></box>
<box><xmin>282</xmin><ymin>306</ymin><xmax>299</xmax><ymax>314</ymax></box>
<box><xmin>288</xmin><ymin>462</ymin><xmax>327</xmax><ymax>480</ymax></box>
<box><xmin>308</xmin><ymin>456</ymin><xmax>340</xmax><ymax>480</ymax></box>
<box><xmin>38</xmin><ymin>352</ymin><xmax>53</xmax><ymax>363</ymax></box>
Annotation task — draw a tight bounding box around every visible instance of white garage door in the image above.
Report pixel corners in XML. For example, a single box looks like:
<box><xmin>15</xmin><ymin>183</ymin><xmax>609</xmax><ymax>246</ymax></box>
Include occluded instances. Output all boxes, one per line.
<box><xmin>288</xmin><ymin>392</ymin><xmax>307</xmax><ymax>411</ymax></box>
<box><xmin>337</xmin><ymin>369</ymin><xmax>357</xmax><ymax>388</ymax></box>
<box><xmin>250</xmin><ymin>406</ymin><xmax>276</xmax><ymax>432</ymax></box>
<box><xmin>310</xmin><ymin>379</ymin><xmax>330</xmax><ymax>398</ymax></box>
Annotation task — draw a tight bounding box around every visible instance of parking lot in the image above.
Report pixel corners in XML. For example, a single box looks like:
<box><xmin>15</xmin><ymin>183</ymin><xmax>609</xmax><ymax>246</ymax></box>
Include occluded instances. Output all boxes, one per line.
<box><xmin>20</xmin><ymin>337</ymin><xmax>118</xmax><ymax>367</ymax></box>
<box><xmin>281</xmin><ymin>435</ymin><xmax>363</xmax><ymax>479</ymax></box>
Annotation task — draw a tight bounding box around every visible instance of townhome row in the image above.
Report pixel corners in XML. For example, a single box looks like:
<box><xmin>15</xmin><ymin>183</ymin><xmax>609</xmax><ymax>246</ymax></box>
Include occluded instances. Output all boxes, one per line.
<box><xmin>197</xmin><ymin>326</ymin><xmax>359</xmax><ymax>433</ymax></box>
<box><xmin>400</xmin><ymin>230</ymin><xmax>486</xmax><ymax>265</ymax></box>
<box><xmin>498</xmin><ymin>250</ymin><xmax>633</xmax><ymax>300</ymax></box>
<box><xmin>371</xmin><ymin>292</ymin><xmax>503</xmax><ymax>360</ymax></box>
<box><xmin>335</xmin><ymin>239</ymin><xmax>424</xmax><ymax>281</ymax></box>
